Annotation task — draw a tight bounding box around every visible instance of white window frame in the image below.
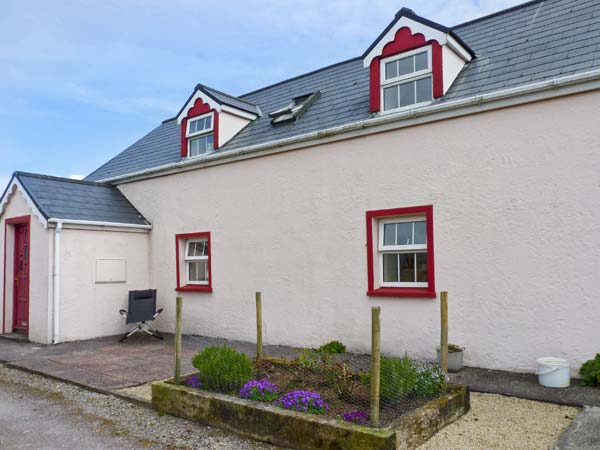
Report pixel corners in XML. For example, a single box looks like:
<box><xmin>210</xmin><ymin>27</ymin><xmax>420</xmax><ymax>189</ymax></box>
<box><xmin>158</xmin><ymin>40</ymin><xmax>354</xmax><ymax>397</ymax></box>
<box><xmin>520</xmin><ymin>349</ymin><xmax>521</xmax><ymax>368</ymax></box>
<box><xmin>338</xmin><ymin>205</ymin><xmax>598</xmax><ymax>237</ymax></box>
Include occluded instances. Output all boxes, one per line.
<box><xmin>185</xmin><ymin>238</ymin><xmax>209</xmax><ymax>285</ymax></box>
<box><xmin>380</xmin><ymin>46</ymin><xmax>433</xmax><ymax>114</ymax></box>
<box><xmin>378</xmin><ymin>215</ymin><xmax>428</xmax><ymax>288</ymax></box>
<box><xmin>186</xmin><ymin>112</ymin><xmax>214</xmax><ymax>138</ymax></box>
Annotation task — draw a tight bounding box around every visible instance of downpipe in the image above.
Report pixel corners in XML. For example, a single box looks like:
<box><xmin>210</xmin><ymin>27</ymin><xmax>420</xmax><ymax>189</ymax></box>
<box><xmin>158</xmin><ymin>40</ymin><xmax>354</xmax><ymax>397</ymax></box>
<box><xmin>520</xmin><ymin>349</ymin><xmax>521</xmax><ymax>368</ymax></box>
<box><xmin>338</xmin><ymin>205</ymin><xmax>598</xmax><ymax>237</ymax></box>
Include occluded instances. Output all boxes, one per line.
<box><xmin>52</xmin><ymin>221</ymin><xmax>62</xmax><ymax>344</ymax></box>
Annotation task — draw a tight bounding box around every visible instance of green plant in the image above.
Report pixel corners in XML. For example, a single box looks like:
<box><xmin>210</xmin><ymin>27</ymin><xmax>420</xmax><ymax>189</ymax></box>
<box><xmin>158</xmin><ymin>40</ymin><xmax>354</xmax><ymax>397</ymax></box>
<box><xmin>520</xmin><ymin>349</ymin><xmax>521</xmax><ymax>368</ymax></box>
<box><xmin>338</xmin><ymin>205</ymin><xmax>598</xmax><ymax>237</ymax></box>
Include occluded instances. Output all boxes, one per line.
<box><xmin>191</xmin><ymin>346</ymin><xmax>253</xmax><ymax>393</ymax></box>
<box><xmin>318</xmin><ymin>340</ymin><xmax>347</xmax><ymax>354</ymax></box>
<box><xmin>448</xmin><ymin>344</ymin><xmax>464</xmax><ymax>353</ymax></box>
<box><xmin>380</xmin><ymin>355</ymin><xmax>418</xmax><ymax>400</ymax></box>
<box><xmin>296</xmin><ymin>349</ymin><xmax>325</xmax><ymax>371</ymax></box>
<box><xmin>414</xmin><ymin>362</ymin><xmax>446</xmax><ymax>396</ymax></box>
<box><xmin>579</xmin><ymin>354</ymin><xmax>600</xmax><ymax>387</ymax></box>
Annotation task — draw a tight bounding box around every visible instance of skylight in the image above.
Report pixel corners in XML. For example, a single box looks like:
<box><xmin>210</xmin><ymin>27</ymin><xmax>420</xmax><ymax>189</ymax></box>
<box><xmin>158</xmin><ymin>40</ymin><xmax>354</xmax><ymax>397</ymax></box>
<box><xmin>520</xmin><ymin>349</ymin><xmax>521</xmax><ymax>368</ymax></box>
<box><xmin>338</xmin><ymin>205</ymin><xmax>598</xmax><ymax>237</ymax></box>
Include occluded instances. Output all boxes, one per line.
<box><xmin>269</xmin><ymin>91</ymin><xmax>320</xmax><ymax>124</ymax></box>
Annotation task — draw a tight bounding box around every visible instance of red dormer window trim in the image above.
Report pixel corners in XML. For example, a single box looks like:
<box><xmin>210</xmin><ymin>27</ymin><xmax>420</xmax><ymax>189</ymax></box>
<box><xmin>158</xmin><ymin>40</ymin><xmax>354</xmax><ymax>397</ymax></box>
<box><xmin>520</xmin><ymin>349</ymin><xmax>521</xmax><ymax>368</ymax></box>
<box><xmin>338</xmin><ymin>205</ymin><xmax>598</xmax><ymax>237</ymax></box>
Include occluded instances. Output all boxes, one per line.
<box><xmin>180</xmin><ymin>98</ymin><xmax>219</xmax><ymax>157</ymax></box>
<box><xmin>370</xmin><ymin>27</ymin><xmax>443</xmax><ymax>112</ymax></box>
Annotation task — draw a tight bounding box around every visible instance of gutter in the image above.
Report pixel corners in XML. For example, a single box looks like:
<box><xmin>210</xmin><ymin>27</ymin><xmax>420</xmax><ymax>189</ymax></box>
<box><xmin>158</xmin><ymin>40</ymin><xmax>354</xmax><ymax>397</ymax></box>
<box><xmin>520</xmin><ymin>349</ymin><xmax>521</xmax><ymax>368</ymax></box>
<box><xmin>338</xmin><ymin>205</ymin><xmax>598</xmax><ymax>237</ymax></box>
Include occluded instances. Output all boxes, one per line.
<box><xmin>98</xmin><ymin>69</ymin><xmax>600</xmax><ymax>185</ymax></box>
<box><xmin>47</xmin><ymin>218</ymin><xmax>152</xmax><ymax>230</ymax></box>
<box><xmin>52</xmin><ymin>221</ymin><xmax>62</xmax><ymax>344</ymax></box>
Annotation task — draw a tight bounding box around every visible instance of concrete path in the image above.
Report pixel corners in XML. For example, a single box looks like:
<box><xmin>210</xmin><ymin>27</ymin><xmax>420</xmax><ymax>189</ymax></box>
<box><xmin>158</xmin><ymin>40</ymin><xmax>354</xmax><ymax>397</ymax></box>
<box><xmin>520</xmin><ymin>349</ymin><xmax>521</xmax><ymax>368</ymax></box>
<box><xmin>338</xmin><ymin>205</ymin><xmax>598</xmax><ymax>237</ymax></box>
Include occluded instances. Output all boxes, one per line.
<box><xmin>449</xmin><ymin>366</ymin><xmax>600</xmax><ymax>408</ymax></box>
<box><xmin>553</xmin><ymin>407</ymin><xmax>600</xmax><ymax>450</ymax></box>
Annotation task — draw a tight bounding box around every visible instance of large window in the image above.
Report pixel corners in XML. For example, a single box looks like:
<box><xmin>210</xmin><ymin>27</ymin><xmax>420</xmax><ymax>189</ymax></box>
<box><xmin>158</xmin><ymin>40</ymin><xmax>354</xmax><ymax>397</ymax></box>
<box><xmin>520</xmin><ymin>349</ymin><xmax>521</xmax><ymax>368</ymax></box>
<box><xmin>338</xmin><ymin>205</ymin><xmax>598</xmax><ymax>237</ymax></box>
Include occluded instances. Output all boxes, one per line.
<box><xmin>186</xmin><ymin>113</ymin><xmax>214</xmax><ymax>157</ymax></box>
<box><xmin>380</xmin><ymin>47</ymin><xmax>432</xmax><ymax>112</ymax></box>
<box><xmin>366</xmin><ymin>206</ymin><xmax>435</xmax><ymax>298</ymax></box>
<box><xmin>175</xmin><ymin>232</ymin><xmax>212</xmax><ymax>292</ymax></box>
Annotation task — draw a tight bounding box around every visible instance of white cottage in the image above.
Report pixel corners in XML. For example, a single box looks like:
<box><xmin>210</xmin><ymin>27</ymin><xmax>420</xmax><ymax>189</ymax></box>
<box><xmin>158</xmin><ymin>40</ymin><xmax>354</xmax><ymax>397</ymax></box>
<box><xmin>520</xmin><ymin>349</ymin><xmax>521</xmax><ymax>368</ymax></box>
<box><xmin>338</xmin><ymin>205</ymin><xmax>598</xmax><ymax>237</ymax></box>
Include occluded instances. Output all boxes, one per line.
<box><xmin>2</xmin><ymin>1</ymin><xmax>599</xmax><ymax>376</ymax></box>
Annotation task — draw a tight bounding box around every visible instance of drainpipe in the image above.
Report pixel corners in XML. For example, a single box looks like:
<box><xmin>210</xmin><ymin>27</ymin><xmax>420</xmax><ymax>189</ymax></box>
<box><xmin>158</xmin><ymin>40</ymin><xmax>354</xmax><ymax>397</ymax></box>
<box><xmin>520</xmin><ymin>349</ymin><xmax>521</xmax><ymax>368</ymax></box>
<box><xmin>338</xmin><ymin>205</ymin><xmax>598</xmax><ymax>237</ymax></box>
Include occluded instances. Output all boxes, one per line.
<box><xmin>52</xmin><ymin>221</ymin><xmax>62</xmax><ymax>344</ymax></box>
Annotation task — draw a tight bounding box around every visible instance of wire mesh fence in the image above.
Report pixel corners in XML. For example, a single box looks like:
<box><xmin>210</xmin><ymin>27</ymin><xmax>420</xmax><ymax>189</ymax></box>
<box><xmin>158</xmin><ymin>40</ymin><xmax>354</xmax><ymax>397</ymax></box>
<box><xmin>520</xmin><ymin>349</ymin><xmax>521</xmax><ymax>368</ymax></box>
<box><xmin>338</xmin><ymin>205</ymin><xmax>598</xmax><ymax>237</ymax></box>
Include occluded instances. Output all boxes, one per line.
<box><xmin>177</xmin><ymin>294</ymin><xmax>449</xmax><ymax>429</ymax></box>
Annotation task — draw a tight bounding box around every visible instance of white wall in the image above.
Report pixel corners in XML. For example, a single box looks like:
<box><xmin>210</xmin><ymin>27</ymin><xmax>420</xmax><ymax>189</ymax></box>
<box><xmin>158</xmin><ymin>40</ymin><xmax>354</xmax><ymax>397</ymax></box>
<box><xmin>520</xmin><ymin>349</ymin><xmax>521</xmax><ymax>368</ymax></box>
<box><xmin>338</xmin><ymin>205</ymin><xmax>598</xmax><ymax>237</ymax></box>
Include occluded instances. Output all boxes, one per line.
<box><xmin>119</xmin><ymin>91</ymin><xmax>600</xmax><ymax>376</ymax></box>
<box><xmin>58</xmin><ymin>227</ymin><xmax>150</xmax><ymax>341</ymax></box>
<box><xmin>0</xmin><ymin>189</ymin><xmax>52</xmax><ymax>344</ymax></box>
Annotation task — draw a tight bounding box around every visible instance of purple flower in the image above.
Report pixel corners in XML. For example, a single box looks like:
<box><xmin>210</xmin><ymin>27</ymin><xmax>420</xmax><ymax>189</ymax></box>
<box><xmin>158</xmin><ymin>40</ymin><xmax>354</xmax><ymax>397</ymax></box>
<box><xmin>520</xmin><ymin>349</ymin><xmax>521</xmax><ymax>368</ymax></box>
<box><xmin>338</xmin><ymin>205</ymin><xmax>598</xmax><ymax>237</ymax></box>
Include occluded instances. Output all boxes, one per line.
<box><xmin>184</xmin><ymin>375</ymin><xmax>202</xmax><ymax>388</ymax></box>
<box><xmin>239</xmin><ymin>379</ymin><xmax>278</xmax><ymax>402</ymax></box>
<box><xmin>341</xmin><ymin>410</ymin><xmax>369</xmax><ymax>425</ymax></box>
<box><xmin>276</xmin><ymin>390</ymin><xmax>328</xmax><ymax>415</ymax></box>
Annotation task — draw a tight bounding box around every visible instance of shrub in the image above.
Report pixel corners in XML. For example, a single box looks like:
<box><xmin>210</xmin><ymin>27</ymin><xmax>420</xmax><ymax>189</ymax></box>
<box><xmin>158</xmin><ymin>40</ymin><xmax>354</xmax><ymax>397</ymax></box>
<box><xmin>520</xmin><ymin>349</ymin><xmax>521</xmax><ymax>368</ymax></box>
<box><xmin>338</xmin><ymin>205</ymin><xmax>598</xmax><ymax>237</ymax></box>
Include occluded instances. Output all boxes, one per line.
<box><xmin>380</xmin><ymin>355</ymin><xmax>418</xmax><ymax>400</ymax></box>
<box><xmin>191</xmin><ymin>346</ymin><xmax>253</xmax><ymax>393</ymax></box>
<box><xmin>340</xmin><ymin>410</ymin><xmax>369</xmax><ymax>425</ymax></box>
<box><xmin>580</xmin><ymin>354</ymin><xmax>600</xmax><ymax>387</ymax></box>
<box><xmin>296</xmin><ymin>349</ymin><xmax>325</xmax><ymax>371</ymax></box>
<box><xmin>448</xmin><ymin>344</ymin><xmax>464</xmax><ymax>353</ymax></box>
<box><xmin>414</xmin><ymin>362</ymin><xmax>446</xmax><ymax>397</ymax></box>
<box><xmin>319</xmin><ymin>340</ymin><xmax>347</xmax><ymax>354</ymax></box>
<box><xmin>324</xmin><ymin>361</ymin><xmax>361</xmax><ymax>399</ymax></box>
<box><xmin>276</xmin><ymin>390</ymin><xmax>328</xmax><ymax>414</ymax></box>
<box><xmin>239</xmin><ymin>379</ymin><xmax>279</xmax><ymax>402</ymax></box>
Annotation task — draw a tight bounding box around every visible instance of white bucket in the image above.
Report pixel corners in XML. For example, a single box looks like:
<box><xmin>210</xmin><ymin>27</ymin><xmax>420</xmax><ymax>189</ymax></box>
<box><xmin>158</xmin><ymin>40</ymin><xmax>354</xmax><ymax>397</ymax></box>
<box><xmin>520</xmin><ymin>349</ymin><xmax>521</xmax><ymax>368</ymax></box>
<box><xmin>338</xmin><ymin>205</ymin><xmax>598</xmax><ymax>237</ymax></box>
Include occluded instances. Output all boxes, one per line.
<box><xmin>536</xmin><ymin>357</ymin><xmax>570</xmax><ymax>388</ymax></box>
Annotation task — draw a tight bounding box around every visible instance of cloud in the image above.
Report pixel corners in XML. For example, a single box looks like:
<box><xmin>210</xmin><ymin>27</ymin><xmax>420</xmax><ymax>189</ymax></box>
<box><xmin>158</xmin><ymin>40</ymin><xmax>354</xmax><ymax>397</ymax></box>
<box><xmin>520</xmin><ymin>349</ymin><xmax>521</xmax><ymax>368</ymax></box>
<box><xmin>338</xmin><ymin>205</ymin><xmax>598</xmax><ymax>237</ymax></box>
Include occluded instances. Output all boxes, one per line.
<box><xmin>68</xmin><ymin>174</ymin><xmax>85</xmax><ymax>180</ymax></box>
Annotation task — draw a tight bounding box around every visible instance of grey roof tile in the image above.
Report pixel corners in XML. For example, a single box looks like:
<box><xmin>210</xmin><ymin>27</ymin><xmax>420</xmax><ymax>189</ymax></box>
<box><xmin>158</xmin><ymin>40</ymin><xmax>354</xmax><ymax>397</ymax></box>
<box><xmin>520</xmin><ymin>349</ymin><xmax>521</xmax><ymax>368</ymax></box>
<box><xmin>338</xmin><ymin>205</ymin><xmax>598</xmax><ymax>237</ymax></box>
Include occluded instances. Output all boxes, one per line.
<box><xmin>86</xmin><ymin>0</ymin><xmax>600</xmax><ymax>182</ymax></box>
<box><xmin>12</xmin><ymin>172</ymin><xmax>150</xmax><ymax>225</ymax></box>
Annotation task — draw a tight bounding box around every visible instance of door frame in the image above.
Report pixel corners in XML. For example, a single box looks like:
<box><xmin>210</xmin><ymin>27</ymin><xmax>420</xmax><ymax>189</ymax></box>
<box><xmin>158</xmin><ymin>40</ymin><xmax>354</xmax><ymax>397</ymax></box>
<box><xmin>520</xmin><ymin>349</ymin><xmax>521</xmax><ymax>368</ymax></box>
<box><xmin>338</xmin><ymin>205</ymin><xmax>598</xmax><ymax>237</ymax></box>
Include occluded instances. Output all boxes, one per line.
<box><xmin>3</xmin><ymin>215</ymin><xmax>31</xmax><ymax>335</ymax></box>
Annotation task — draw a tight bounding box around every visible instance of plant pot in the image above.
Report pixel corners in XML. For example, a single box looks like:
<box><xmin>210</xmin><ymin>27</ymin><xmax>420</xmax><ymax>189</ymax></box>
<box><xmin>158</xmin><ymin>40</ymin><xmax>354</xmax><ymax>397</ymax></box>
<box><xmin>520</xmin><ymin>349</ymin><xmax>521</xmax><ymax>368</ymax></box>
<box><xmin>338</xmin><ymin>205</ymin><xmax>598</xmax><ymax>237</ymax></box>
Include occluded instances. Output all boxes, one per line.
<box><xmin>436</xmin><ymin>347</ymin><xmax>464</xmax><ymax>372</ymax></box>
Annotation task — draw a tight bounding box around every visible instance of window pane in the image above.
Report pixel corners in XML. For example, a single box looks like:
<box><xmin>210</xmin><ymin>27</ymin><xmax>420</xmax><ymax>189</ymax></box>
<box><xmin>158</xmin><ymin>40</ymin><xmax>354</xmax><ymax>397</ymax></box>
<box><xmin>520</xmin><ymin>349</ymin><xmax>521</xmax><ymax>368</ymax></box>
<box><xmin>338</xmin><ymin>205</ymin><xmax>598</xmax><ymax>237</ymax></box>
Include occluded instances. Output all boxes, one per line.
<box><xmin>383</xmin><ymin>85</ymin><xmax>399</xmax><ymax>111</ymax></box>
<box><xmin>189</xmin><ymin>261</ymin><xmax>208</xmax><ymax>282</ymax></box>
<box><xmin>399</xmin><ymin>253</ymin><xmax>415</xmax><ymax>282</ymax></box>
<box><xmin>206</xmin><ymin>134</ymin><xmax>214</xmax><ymax>152</ymax></box>
<box><xmin>399</xmin><ymin>81</ymin><xmax>415</xmax><ymax>107</ymax></box>
<box><xmin>416</xmin><ymin>253</ymin><xmax>428</xmax><ymax>282</ymax></box>
<box><xmin>416</xmin><ymin>77</ymin><xmax>432</xmax><ymax>103</ymax></box>
<box><xmin>414</xmin><ymin>221</ymin><xmax>426</xmax><ymax>245</ymax></box>
<box><xmin>188</xmin><ymin>240</ymin><xmax>207</xmax><ymax>257</ymax></box>
<box><xmin>383</xmin><ymin>254</ymin><xmax>399</xmax><ymax>282</ymax></box>
<box><xmin>189</xmin><ymin>138</ymin><xmax>199</xmax><ymax>156</ymax></box>
<box><xmin>398</xmin><ymin>56</ymin><xmax>414</xmax><ymax>76</ymax></box>
<box><xmin>383</xmin><ymin>223</ymin><xmax>396</xmax><ymax>246</ymax></box>
<box><xmin>396</xmin><ymin>222</ymin><xmax>413</xmax><ymax>245</ymax></box>
<box><xmin>385</xmin><ymin>61</ymin><xmax>398</xmax><ymax>79</ymax></box>
<box><xmin>205</xmin><ymin>115</ymin><xmax>212</xmax><ymax>129</ymax></box>
<box><xmin>414</xmin><ymin>52</ymin><xmax>428</xmax><ymax>71</ymax></box>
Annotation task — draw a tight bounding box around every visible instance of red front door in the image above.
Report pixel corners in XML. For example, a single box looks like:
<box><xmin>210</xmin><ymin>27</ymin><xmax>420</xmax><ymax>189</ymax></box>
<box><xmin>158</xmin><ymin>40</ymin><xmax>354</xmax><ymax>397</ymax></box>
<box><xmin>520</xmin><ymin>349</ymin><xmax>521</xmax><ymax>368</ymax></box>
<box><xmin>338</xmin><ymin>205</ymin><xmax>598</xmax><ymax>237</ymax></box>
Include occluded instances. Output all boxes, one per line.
<box><xmin>13</xmin><ymin>223</ymin><xmax>29</xmax><ymax>332</ymax></box>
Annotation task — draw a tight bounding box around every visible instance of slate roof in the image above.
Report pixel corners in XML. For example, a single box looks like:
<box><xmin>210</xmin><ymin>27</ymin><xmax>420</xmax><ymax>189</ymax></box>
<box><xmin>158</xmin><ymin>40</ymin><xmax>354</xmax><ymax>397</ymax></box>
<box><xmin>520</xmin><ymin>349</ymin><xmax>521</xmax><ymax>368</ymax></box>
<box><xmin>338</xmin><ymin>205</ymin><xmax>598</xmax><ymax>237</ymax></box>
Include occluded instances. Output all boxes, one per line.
<box><xmin>86</xmin><ymin>0</ymin><xmax>600</xmax><ymax>182</ymax></box>
<box><xmin>6</xmin><ymin>172</ymin><xmax>150</xmax><ymax>225</ymax></box>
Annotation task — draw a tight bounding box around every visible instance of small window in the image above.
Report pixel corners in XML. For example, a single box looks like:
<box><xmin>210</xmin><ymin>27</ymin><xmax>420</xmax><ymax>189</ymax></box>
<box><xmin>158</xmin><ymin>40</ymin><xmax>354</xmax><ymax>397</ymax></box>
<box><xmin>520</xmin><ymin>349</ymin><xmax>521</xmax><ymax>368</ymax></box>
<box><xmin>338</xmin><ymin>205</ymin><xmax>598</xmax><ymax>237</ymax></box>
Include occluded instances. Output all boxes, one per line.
<box><xmin>176</xmin><ymin>232</ymin><xmax>212</xmax><ymax>292</ymax></box>
<box><xmin>380</xmin><ymin>47</ymin><xmax>432</xmax><ymax>113</ymax></box>
<box><xmin>187</xmin><ymin>114</ymin><xmax>213</xmax><ymax>137</ymax></box>
<box><xmin>366</xmin><ymin>206</ymin><xmax>435</xmax><ymax>298</ymax></box>
<box><xmin>186</xmin><ymin>112</ymin><xmax>215</xmax><ymax>158</ymax></box>
<box><xmin>185</xmin><ymin>239</ymin><xmax>209</xmax><ymax>285</ymax></box>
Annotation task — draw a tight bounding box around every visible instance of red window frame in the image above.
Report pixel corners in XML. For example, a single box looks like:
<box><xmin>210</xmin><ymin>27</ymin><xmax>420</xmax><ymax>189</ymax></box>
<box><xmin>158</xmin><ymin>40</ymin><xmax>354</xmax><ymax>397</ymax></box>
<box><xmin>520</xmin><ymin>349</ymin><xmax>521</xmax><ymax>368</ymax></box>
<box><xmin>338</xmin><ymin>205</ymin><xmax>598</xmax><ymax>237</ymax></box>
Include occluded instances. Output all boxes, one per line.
<box><xmin>175</xmin><ymin>231</ymin><xmax>213</xmax><ymax>293</ymax></box>
<box><xmin>366</xmin><ymin>205</ymin><xmax>436</xmax><ymax>298</ymax></box>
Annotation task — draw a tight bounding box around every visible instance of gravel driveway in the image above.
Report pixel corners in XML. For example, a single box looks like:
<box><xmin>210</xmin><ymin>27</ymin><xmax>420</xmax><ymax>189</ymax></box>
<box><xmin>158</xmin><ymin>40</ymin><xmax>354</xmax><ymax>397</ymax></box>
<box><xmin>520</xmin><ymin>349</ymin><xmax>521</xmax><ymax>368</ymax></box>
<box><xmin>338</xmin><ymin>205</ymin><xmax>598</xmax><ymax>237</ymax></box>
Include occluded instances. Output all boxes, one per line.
<box><xmin>0</xmin><ymin>364</ymin><xmax>282</xmax><ymax>450</ymax></box>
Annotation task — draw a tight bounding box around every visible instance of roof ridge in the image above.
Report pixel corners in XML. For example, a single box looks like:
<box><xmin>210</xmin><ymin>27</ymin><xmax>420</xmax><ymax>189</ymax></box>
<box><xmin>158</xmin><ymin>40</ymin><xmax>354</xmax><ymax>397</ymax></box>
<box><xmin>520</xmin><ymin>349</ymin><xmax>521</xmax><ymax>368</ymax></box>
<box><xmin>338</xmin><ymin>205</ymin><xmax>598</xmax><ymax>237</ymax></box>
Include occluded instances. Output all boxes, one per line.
<box><xmin>451</xmin><ymin>0</ymin><xmax>543</xmax><ymax>29</ymax></box>
<box><xmin>15</xmin><ymin>171</ymin><xmax>111</xmax><ymax>187</ymax></box>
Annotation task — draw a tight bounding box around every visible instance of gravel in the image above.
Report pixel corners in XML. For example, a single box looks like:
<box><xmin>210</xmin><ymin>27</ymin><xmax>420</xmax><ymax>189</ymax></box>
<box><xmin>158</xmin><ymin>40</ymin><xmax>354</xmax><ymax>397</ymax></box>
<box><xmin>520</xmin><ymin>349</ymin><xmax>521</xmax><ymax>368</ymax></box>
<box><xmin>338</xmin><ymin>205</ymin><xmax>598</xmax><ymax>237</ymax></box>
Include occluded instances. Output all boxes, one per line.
<box><xmin>0</xmin><ymin>364</ymin><xmax>282</xmax><ymax>450</ymax></box>
<box><xmin>418</xmin><ymin>392</ymin><xmax>579</xmax><ymax>450</ymax></box>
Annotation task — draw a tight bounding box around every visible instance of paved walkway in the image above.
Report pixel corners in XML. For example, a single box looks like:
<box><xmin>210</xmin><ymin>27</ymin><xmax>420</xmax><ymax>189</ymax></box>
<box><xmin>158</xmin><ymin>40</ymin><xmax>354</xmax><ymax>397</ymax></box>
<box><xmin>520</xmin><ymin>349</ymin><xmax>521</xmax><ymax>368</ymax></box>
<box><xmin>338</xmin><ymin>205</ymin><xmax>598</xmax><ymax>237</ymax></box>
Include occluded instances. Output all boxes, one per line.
<box><xmin>552</xmin><ymin>407</ymin><xmax>600</xmax><ymax>450</ymax></box>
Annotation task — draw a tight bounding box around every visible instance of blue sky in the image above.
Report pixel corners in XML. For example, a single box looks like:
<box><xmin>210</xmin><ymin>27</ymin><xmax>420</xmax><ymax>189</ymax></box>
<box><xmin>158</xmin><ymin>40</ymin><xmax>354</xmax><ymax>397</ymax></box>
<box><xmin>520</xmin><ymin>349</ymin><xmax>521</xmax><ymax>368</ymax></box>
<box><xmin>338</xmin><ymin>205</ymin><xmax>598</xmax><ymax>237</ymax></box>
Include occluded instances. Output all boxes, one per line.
<box><xmin>0</xmin><ymin>0</ymin><xmax>523</xmax><ymax>187</ymax></box>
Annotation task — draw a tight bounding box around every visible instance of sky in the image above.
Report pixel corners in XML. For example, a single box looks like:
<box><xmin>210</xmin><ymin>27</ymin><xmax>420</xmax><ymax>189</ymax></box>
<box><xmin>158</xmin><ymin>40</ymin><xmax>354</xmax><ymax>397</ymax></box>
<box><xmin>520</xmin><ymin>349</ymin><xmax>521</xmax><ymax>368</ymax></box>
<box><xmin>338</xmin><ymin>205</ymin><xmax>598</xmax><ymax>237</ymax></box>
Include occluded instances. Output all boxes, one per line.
<box><xmin>0</xmin><ymin>0</ymin><xmax>524</xmax><ymax>188</ymax></box>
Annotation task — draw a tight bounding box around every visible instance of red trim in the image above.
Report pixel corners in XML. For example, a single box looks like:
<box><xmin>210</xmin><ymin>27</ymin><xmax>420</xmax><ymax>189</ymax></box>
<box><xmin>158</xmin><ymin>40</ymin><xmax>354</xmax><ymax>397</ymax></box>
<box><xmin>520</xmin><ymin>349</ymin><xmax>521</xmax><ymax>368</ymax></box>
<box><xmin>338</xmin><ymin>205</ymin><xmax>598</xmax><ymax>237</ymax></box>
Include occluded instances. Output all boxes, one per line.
<box><xmin>369</xmin><ymin>27</ymin><xmax>443</xmax><ymax>112</ymax></box>
<box><xmin>175</xmin><ymin>231</ymin><xmax>213</xmax><ymax>293</ymax></box>
<box><xmin>180</xmin><ymin>98</ymin><xmax>219</xmax><ymax>157</ymax></box>
<box><xmin>366</xmin><ymin>205</ymin><xmax>436</xmax><ymax>299</ymax></box>
<box><xmin>3</xmin><ymin>215</ymin><xmax>31</xmax><ymax>334</ymax></box>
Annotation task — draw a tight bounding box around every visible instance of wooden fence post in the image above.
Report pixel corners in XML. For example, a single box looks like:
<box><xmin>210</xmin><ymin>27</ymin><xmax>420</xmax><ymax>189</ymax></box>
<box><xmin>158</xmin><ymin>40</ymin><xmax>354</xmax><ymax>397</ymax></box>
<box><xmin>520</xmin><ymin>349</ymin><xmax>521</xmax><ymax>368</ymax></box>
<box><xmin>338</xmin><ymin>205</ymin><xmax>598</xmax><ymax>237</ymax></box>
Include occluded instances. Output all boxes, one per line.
<box><xmin>370</xmin><ymin>306</ymin><xmax>381</xmax><ymax>427</ymax></box>
<box><xmin>440</xmin><ymin>291</ymin><xmax>448</xmax><ymax>373</ymax></box>
<box><xmin>256</xmin><ymin>292</ymin><xmax>263</xmax><ymax>360</ymax></box>
<box><xmin>174</xmin><ymin>296</ymin><xmax>183</xmax><ymax>384</ymax></box>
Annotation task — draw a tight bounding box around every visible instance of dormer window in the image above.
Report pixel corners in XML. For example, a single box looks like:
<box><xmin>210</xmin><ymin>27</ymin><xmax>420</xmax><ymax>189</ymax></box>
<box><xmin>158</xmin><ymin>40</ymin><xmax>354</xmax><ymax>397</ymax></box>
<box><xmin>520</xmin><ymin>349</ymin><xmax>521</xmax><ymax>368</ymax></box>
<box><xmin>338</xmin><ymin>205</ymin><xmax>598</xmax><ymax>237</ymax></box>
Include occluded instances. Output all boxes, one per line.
<box><xmin>381</xmin><ymin>47</ymin><xmax>432</xmax><ymax>112</ymax></box>
<box><xmin>186</xmin><ymin>113</ymin><xmax>214</xmax><ymax>157</ymax></box>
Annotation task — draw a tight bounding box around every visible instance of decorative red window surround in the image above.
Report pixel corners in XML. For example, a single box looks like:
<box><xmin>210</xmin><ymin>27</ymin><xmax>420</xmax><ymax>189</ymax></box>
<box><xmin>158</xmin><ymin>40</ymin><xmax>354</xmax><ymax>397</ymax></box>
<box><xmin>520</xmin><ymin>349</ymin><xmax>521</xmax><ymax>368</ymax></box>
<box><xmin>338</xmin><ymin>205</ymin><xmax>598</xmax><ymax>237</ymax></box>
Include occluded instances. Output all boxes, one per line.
<box><xmin>370</xmin><ymin>27</ymin><xmax>443</xmax><ymax>112</ymax></box>
<box><xmin>175</xmin><ymin>231</ymin><xmax>213</xmax><ymax>293</ymax></box>
<box><xmin>366</xmin><ymin>205</ymin><xmax>436</xmax><ymax>298</ymax></box>
<box><xmin>180</xmin><ymin>98</ymin><xmax>219</xmax><ymax>157</ymax></box>
<box><xmin>3</xmin><ymin>215</ymin><xmax>31</xmax><ymax>334</ymax></box>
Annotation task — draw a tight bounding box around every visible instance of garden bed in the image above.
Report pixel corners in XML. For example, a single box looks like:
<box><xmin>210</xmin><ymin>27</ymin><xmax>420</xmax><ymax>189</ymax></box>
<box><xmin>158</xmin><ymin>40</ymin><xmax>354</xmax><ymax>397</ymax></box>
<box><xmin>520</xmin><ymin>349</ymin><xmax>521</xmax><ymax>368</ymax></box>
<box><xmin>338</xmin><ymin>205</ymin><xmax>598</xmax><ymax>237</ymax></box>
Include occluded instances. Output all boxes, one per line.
<box><xmin>152</xmin><ymin>378</ymin><xmax>469</xmax><ymax>450</ymax></box>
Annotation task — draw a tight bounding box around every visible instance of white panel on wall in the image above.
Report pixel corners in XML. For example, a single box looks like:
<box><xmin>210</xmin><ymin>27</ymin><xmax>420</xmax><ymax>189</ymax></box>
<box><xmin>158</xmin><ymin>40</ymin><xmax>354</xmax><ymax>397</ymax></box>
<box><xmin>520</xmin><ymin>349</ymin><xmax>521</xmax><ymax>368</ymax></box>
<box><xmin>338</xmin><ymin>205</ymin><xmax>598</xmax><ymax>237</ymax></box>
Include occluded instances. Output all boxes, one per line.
<box><xmin>96</xmin><ymin>258</ymin><xmax>126</xmax><ymax>283</ymax></box>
